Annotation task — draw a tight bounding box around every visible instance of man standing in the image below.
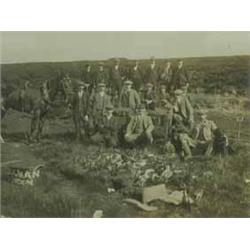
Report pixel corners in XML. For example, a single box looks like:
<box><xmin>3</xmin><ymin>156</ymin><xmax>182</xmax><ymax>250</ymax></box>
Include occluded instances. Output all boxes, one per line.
<box><xmin>94</xmin><ymin>62</ymin><xmax>109</xmax><ymax>87</ymax></box>
<box><xmin>142</xmin><ymin>82</ymin><xmax>156</xmax><ymax>110</ymax></box>
<box><xmin>89</xmin><ymin>83</ymin><xmax>112</xmax><ymax>126</ymax></box>
<box><xmin>61</xmin><ymin>73</ymin><xmax>74</xmax><ymax>105</ymax></box>
<box><xmin>194</xmin><ymin>110</ymin><xmax>218</xmax><ymax>156</ymax></box>
<box><xmin>172</xmin><ymin>89</ymin><xmax>194</xmax><ymax>128</ymax></box>
<box><xmin>125</xmin><ymin>104</ymin><xmax>154</xmax><ymax>146</ymax></box>
<box><xmin>171</xmin><ymin>113</ymin><xmax>196</xmax><ymax>160</ymax></box>
<box><xmin>130</xmin><ymin>61</ymin><xmax>143</xmax><ymax>92</ymax></box>
<box><xmin>91</xmin><ymin>105</ymin><xmax>118</xmax><ymax>147</ymax></box>
<box><xmin>144</xmin><ymin>58</ymin><xmax>159</xmax><ymax>90</ymax></box>
<box><xmin>119</xmin><ymin>80</ymin><xmax>140</xmax><ymax>111</ymax></box>
<box><xmin>158</xmin><ymin>84</ymin><xmax>172</xmax><ymax>108</ymax></box>
<box><xmin>160</xmin><ymin>61</ymin><xmax>173</xmax><ymax>90</ymax></box>
<box><xmin>82</xmin><ymin>64</ymin><xmax>94</xmax><ymax>94</ymax></box>
<box><xmin>72</xmin><ymin>81</ymin><xmax>89</xmax><ymax>141</ymax></box>
<box><xmin>29</xmin><ymin>91</ymin><xmax>51</xmax><ymax>143</ymax></box>
<box><xmin>172</xmin><ymin>60</ymin><xmax>190</xmax><ymax>93</ymax></box>
<box><xmin>109</xmin><ymin>59</ymin><xmax>123</xmax><ymax>97</ymax></box>
<box><xmin>1</xmin><ymin>96</ymin><xmax>6</xmax><ymax>143</ymax></box>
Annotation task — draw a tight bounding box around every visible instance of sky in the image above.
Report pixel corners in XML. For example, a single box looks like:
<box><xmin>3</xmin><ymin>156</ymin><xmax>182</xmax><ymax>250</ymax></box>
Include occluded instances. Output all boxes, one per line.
<box><xmin>0</xmin><ymin>32</ymin><xmax>250</xmax><ymax>64</ymax></box>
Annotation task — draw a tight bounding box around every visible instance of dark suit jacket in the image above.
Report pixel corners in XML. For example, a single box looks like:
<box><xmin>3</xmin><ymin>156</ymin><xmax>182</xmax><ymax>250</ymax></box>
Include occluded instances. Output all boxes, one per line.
<box><xmin>144</xmin><ymin>67</ymin><xmax>159</xmax><ymax>86</ymax></box>
<box><xmin>82</xmin><ymin>70</ymin><xmax>95</xmax><ymax>91</ymax></box>
<box><xmin>126</xmin><ymin>114</ymin><xmax>154</xmax><ymax>135</ymax></box>
<box><xmin>120</xmin><ymin>89</ymin><xmax>141</xmax><ymax>110</ymax></box>
<box><xmin>172</xmin><ymin>67</ymin><xmax>190</xmax><ymax>89</ymax></box>
<box><xmin>109</xmin><ymin>67</ymin><xmax>123</xmax><ymax>92</ymax></box>
<box><xmin>173</xmin><ymin>96</ymin><xmax>194</xmax><ymax>123</ymax></box>
<box><xmin>72</xmin><ymin>91</ymin><xmax>89</xmax><ymax>116</ymax></box>
<box><xmin>160</xmin><ymin>67</ymin><xmax>173</xmax><ymax>86</ymax></box>
<box><xmin>98</xmin><ymin>115</ymin><xmax>118</xmax><ymax>135</ymax></box>
<box><xmin>89</xmin><ymin>92</ymin><xmax>112</xmax><ymax>115</ymax></box>
<box><xmin>94</xmin><ymin>70</ymin><xmax>109</xmax><ymax>86</ymax></box>
<box><xmin>129</xmin><ymin>68</ymin><xmax>143</xmax><ymax>91</ymax></box>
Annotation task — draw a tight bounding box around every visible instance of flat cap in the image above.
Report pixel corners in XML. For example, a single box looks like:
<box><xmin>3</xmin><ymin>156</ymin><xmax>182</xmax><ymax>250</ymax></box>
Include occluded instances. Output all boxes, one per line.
<box><xmin>106</xmin><ymin>105</ymin><xmax>114</xmax><ymax>110</ymax></box>
<box><xmin>174</xmin><ymin>89</ymin><xmax>183</xmax><ymax>95</ymax></box>
<box><xmin>97</xmin><ymin>82</ymin><xmax>106</xmax><ymax>87</ymax></box>
<box><xmin>146</xmin><ymin>82</ymin><xmax>153</xmax><ymax>87</ymax></box>
<box><xmin>77</xmin><ymin>80</ymin><xmax>85</xmax><ymax>87</ymax></box>
<box><xmin>124</xmin><ymin>80</ymin><xmax>133</xmax><ymax>85</ymax></box>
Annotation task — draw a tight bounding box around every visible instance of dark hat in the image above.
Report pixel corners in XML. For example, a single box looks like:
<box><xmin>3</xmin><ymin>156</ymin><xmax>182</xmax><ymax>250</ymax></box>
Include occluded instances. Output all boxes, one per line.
<box><xmin>77</xmin><ymin>80</ymin><xmax>85</xmax><ymax>87</ymax></box>
<box><xmin>106</xmin><ymin>105</ymin><xmax>114</xmax><ymax>110</ymax></box>
<box><xmin>124</xmin><ymin>80</ymin><xmax>133</xmax><ymax>85</ymax></box>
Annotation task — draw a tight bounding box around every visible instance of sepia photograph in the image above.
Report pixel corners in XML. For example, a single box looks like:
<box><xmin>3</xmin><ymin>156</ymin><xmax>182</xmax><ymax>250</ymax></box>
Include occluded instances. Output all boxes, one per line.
<box><xmin>1</xmin><ymin>31</ymin><xmax>250</xmax><ymax>218</ymax></box>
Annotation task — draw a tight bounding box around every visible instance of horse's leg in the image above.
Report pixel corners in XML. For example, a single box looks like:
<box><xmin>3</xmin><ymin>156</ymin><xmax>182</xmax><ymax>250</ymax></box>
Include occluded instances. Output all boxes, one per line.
<box><xmin>37</xmin><ymin>115</ymin><xmax>45</xmax><ymax>142</ymax></box>
<box><xmin>30</xmin><ymin>109</ymin><xmax>40</xmax><ymax>141</ymax></box>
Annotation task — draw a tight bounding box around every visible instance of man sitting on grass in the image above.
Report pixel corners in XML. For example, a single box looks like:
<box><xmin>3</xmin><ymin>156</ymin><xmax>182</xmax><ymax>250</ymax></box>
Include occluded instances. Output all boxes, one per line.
<box><xmin>124</xmin><ymin>104</ymin><xmax>154</xmax><ymax>147</ymax></box>
<box><xmin>90</xmin><ymin>105</ymin><xmax>118</xmax><ymax>148</ymax></box>
<box><xmin>194</xmin><ymin>109</ymin><xmax>217</xmax><ymax>156</ymax></box>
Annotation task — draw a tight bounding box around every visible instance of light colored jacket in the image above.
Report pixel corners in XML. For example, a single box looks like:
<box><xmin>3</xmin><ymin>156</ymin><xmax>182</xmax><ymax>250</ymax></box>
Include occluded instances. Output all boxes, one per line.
<box><xmin>89</xmin><ymin>92</ymin><xmax>112</xmax><ymax>115</ymax></box>
<box><xmin>195</xmin><ymin>119</ymin><xmax>217</xmax><ymax>141</ymax></box>
<box><xmin>173</xmin><ymin>96</ymin><xmax>194</xmax><ymax>123</ymax></box>
<box><xmin>126</xmin><ymin>114</ymin><xmax>154</xmax><ymax>135</ymax></box>
<box><xmin>120</xmin><ymin>89</ymin><xmax>140</xmax><ymax>110</ymax></box>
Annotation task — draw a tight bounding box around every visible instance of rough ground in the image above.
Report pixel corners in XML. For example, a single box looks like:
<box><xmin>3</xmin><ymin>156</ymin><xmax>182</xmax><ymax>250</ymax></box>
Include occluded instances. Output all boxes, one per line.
<box><xmin>1</xmin><ymin>97</ymin><xmax>250</xmax><ymax>218</ymax></box>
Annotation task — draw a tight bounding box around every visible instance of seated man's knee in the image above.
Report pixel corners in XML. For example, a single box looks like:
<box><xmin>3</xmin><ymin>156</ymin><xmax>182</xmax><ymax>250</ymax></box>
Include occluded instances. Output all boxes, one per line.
<box><xmin>125</xmin><ymin>133</ymin><xmax>137</xmax><ymax>143</ymax></box>
<box><xmin>145</xmin><ymin>131</ymin><xmax>153</xmax><ymax>143</ymax></box>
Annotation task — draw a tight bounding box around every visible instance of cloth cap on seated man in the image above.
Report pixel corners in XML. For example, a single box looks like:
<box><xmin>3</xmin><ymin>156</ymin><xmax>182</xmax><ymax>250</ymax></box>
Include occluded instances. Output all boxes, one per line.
<box><xmin>174</xmin><ymin>89</ymin><xmax>184</xmax><ymax>96</ymax></box>
<box><xmin>97</xmin><ymin>82</ymin><xmax>106</xmax><ymax>88</ymax></box>
<box><xmin>146</xmin><ymin>82</ymin><xmax>153</xmax><ymax>88</ymax></box>
<box><xmin>124</xmin><ymin>80</ymin><xmax>133</xmax><ymax>86</ymax></box>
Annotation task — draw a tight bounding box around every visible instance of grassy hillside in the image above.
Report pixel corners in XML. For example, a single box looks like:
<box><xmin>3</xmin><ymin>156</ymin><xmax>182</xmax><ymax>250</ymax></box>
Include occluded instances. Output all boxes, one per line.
<box><xmin>1</xmin><ymin>55</ymin><xmax>250</xmax><ymax>96</ymax></box>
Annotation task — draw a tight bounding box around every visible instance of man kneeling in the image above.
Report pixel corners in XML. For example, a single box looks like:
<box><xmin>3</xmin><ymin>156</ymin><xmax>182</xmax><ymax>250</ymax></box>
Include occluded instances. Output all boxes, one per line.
<box><xmin>124</xmin><ymin>104</ymin><xmax>154</xmax><ymax>146</ymax></box>
<box><xmin>91</xmin><ymin>105</ymin><xmax>118</xmax><ymax>147</ymax></box>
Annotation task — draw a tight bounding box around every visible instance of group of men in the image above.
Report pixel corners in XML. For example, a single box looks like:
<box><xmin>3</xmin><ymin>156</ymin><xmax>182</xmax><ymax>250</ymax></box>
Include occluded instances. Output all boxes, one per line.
<box><xmin>28</xmin><ymin>58</ymin><xmax>228</xmax><ymax>159</ymax></box>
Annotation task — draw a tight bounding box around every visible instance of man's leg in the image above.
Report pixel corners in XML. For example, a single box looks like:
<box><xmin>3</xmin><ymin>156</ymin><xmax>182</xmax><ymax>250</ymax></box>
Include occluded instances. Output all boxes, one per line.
<box><xmin>204</xmin><ymin>141</ymin><xmax>214</xmax><ymax>156</ymax></box>
<box><xmin>73</xmin><ymin>113</ymin><xmax>81</xmax><ymax>140</ymax></box>
<box><xmin>125</xmin><ymin>133</ymin><xmax>140</xmax><ymax>144</ymax></box>
<box><xmin>145</xmin><ymin>130</ymin><xmax>154</xmax><ymax>144</ymax></box>
<box><xmin>37</xmin><ymin>115</ymin><xmax>45</xmax><ymax>141</ymax></box>
<box><xmin>179</xmin><ymin>133</ymin><xmax>192</xmax><ymax>158</ymax></box>
<box><xmin>30</xmin><ymin>109</ymin><xmax>40</xmax><ymax>141</ymax></box>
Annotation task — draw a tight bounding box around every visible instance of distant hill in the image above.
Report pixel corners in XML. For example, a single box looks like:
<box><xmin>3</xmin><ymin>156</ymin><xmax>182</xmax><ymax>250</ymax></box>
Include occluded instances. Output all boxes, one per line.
<box><xmin>1</xmin><ymin>55</ymin><xmax>250</xmax><ymax>96</ymax></box>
